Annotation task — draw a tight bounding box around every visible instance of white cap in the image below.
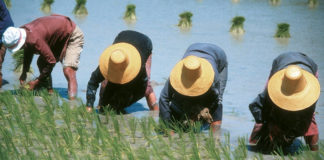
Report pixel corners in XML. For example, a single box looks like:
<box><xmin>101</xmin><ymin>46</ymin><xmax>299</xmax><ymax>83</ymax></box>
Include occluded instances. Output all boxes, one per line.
<box><xmin>2</xmin><ymin>27</ymin><xmax>26</xmax><ymax>53</ymax></box>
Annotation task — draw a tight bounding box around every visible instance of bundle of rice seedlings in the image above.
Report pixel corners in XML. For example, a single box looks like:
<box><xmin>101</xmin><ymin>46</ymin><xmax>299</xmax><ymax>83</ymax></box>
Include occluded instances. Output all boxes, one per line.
<box><xmin>274</xmin><ymin>23</ymin><xmax>291</xmax><ymax>38</ymax></box>
<box><xmin>269</xmin><ymin>0</ymin><xmax>281</xmax><ymax>6</ymax></box>
<box><xmin>308</xmin><ymin>0</ymin><xmax>318</xmax><ymax>8</ymax></box>
<box><xmin>73</xmin><ymin>0</ymin><xmax>88</xmax><ymax>16</ymax></box>
<box><xmin>12</xmin><ymin>50</ymin><xmax>33</xmax><ymax>73</ymax></box>
<box><xmin>4</xmin><ymin>0</ymin><xmax>11</xmax><ymax>8</ymax></box>
<box><xmin>41</xmin><ymin>0</ymin><xmax>54</xmax><ymax>13</ymax></box>
<box><xmin>124</xmin><ymin>4</ymin><xmax>136</xmax><ymax>21</ymax></box>
<box><xmin>178</xmin><ymin>11</ymin><xmax>193</xmax><ymax>29</ymax></box>
<box><xmin>230</xmin><ymin>16</ymin><xmax>245</xmax><ymax>35</ymax></box>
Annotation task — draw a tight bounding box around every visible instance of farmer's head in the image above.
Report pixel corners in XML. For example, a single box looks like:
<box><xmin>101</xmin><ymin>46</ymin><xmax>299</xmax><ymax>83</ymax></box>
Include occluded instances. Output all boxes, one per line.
<box><xmin>99</xmin><ymin>42</ymin><xmax>141</xmax><ymax>84</ymax></box>
<box><xmin>2</xmin><ymin>27</ymin><xmax>26</xmax><ymax>53</ymax></box>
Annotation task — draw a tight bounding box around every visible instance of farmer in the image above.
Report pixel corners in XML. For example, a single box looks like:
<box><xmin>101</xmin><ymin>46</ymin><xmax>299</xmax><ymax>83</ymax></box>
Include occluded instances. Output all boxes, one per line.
<box><xmin>159</xmin><ymin>43</ymin><xmax>228</xmax><ymax>130</ymax></box>
<box><xmin>1</xmin><ymin>14</ymin><xmax>84</xmax><ymax>99</ymax></box>
<box><xmin>249</xmin><ymin>52</ymin><xmax>320</xmax><ymax>152</ymax></box>
<box><xmin>85</xmin><ymin>30</ymin><xmax>158</xmax><ymax>113</ymax></box>
<box><xmin>0</xmin><ymin>0</ymin><xmax>14</xmax><ymax>88</ymax></box>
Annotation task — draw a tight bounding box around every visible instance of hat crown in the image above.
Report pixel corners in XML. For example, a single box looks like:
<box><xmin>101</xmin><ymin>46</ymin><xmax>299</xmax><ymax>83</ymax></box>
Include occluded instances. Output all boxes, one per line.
<box><xmin>2</xmin><ymin>27</ymin><xmax>20</xmax><ymax>48</ymax></box>
<box><xmin>109</xmin><ymin>50</ymin><xmax>129</xmax><ymax>70</ymax></box>
<box><xmin>281</xmin><ymin>65</ymin><xmax>307</xmax><ymax>95</ymax></box>
<box><xmin>182</xmin><ymin>56</ymin><xmax>201</xmax><ymax>81</ymax></box>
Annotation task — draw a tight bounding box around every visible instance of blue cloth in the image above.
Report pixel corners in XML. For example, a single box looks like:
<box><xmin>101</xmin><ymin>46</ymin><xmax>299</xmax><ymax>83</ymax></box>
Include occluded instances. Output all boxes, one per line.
<box><xmin>0</xmin><ymin>0</ymin><xmax>14</xmax><ymax>43</ymax></box>
<box><xmin>159</xmin><ymin>43</ymin><xmax>228</xmax><ymax>124</ymax></box>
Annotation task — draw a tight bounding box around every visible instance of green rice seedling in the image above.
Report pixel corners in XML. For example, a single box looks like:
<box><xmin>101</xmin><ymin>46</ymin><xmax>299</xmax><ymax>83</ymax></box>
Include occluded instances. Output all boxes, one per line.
<box><xmin>136</xmin><ymin>147</ymin><xmax>150</xmax><ymax>160</ymax></box>
<box><xmin>124</xmin><ymin>4</ymin><xmax>136</xmax><ymax>21</ymax></box>
<box><xmin>128</xmin><ymin>117</ymin><xmax>137</xmax><ymax>143</ymax></box>
<box><xmin>275</xmin><ymin>23</ymin><xmax>291</xmax><ymax>38</ymax></box>
<box><xmin>73</xmin><ymin>0</ymin><xmax>88</xmax><ymax>16</ymax></box>
<box><xmin>12</xmin><ymin>50</ymin><xmax>34</xmax><ymax>73</ymax></box>
<box><xmin>41</xmin><ymin>0</ymin><xmax>54</xmax><ymax>13</ymax></box>
<box><xmin>0</xmin><ymin>127</ymin><xmax>19</xmax><ymax>157</ymax></box>
<box><xmin>189</xmin><ymin>131</ymin><xmax>201</xmax><ymax>159</ymax></box>
<box><xmin>230</xmin><ymin>16</ymin><xmax>245</xmax><ymax>35</ymax></box>
<box><xmin>308</xmin><ymin>0</ymin><xmax>318</xmax><ymax>8</ymax></box>
<box><xmin>205</xmin><ymin>129</ymin><xmax>221</xmax><ymax>160</ymax></box>
<box><xmin>232</xmin><ymin>136</ymin><xmax>247</xmax><ymax>159</ymax></box>
<box><xmin>178</xmin><ymin>11</ymin><xmax>193</xmax><ymax>29</ymax></box>
<box><xmin>4</xmin><ymin>0</ymin><xmax>11</xmax><ymax>8</ymax></box>
<box><xmin>111</xmin><ymin>114</ymin><xmax>121</xmax><ymax>139</ymax></box>
<box><xmin>269</xmin><ymin>0</ymin><xmax>280</xmax><ymax>6</ymax></box>
<box><xmin>220</xmin><ymin>132</ymin><xmax>231</xmax><ymax>160</ymax></box>
<box><xmin>140</xmin><ymin>117</ymin><xmax>151</xmax><ymax>141</ymax></box>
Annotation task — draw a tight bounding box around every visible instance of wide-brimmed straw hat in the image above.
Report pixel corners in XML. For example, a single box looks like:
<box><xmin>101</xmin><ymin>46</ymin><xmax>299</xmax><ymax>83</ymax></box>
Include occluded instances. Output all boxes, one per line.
<box><xmin>268</xmin><ymin>65</ymin><xmax>320</xmax><ymax>111</ymax></box>
<box><xmin>99</xmin><ymin>42</ymin><xmax>141</xmax><ymax>84</ymax></box>
<box><xmin>2</xmin><ymin>27</ymin><xmax>26</xmax><ymax>53</ymax></box>
<box><xmin>170</xmin><ymin>55</ymin><xmax>214</xmax><ymax>97</ymax></box>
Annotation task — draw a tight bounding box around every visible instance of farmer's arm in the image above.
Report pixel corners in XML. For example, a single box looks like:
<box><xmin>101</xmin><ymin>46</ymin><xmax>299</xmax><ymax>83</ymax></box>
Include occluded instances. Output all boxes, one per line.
<box><xmin>249</xmin><ymin>90</ymin><xmax>267</xmax><ymax>123</ymax></box>
<box><xmin>86</xmin><ymin>67</ymin><xmax>105</xmax><ymax>110</ymax></box>
<box><xmin>144</xmin><ymin>54</ymin><xmax>158</xmax><ymax>111</ymax></box>
<box><xmin>159</xmin><ymin>80</ymin><xmax>172</xmax><ymax>122</ymax></box>
<box><xmin>19</xmin><ymin>48</ymin><xmax>34</xmax><ymax>84</ymax></box>
<box><xmin>34</xmin><ymin>40</ymin><xmax>56</xmax><ymax>81</ymax></box>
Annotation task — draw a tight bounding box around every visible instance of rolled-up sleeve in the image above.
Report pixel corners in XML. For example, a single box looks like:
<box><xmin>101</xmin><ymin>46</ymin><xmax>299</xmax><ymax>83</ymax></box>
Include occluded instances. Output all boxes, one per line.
<box><xmin>86</xmin><ymin>67</ymin><xmax>105</xmax><ymax>107</ymax></box>
<box><xmin>145</xmin><ymin>54</ymin><xmax>153</xmax><ymax>97</ymax></box>
<box><xmin>159</xmin><ymin>80</ymin><xmax>172</xmax><ymax>122</ymax></box>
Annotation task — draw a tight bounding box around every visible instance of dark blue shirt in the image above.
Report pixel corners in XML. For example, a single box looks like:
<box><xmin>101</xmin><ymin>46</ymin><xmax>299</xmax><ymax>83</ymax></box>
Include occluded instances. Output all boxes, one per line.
<box><xmin>159</xmin><ymin>43</ymin><xmax>228</xmax><ymax>123</ymax></box>
<box><xmin>0</xmin><ymin>0</ymin><xmax>14</xmax><ymax>43</ymax></box>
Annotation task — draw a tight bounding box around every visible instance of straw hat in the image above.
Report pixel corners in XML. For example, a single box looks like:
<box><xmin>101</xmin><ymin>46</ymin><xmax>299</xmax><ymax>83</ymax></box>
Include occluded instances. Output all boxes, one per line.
<box><xmin>2</xmin><ymin>27</ymin><xmax>27</xmax><ymax>53</ymax></box>
<box><xmin>99</xmin><ymin>42</ymin><xmax>141</xmax><ymax>84</ymax></box>
<box><xmin>170</xmin><ymin>55</ymin><xmax>214</xmax><ymax>97</ymax></box>
<box><xmin>268</xmin><ymin>65</ymin><xmax>320</xmax><ymax>111</ymax></box>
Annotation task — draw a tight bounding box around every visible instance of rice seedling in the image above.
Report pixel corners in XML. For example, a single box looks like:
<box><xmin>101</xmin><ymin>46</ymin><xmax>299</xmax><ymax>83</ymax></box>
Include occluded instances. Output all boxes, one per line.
<box><xmin>232</xmin><ymin>136</ymin><xmax>247</xmax><ymax>159</ymax></box>
<box><xmin>12</xmin><ymin>49</ymin><xmax>33</xmax><ymax>73</ymax></box>
<box><xmin>178</xmin><ymin>11</ymin><xmax>193</xmax><ymax>29</ymax></box>
<box><xmin>124</xmin><ymin>4</ymin><xmax>136</xmax><ymax>21</ymax></box>
<box><xmin>4</xmin><ymin>0</ymin><xmax>11</xmax><ymax>8</ymax></box>
<box><xmin>128</xmin><ymin>117</ymin><xmax>137</xmax><ymax>143</ymax></box>
<box><xmin>230</xmin><ymin>16</ymin><xmax>245</xmax><ymax>35</ymax></box>
<box><xmin>275</xmin><ymin>23</ymin><xmax>291</xmax><ymax>38</ymax></box>
<box><xmin>73</xmin><ymin>0</ymin><xmax>88</xmax><ymax>16</ymax></box>
<box><xmin>308</xmin><ymin>0</ymin><xmax>318</xmax><ymax>8</ymax></box>
<box><xmin>269</xmin><ymin>0</ymin><xmax>281</xmax><ymax>6</ymax></box>
<box><xmin>205</xmin><ymin>129</ymin><xmax>221</xmax><ymax>160</ymax></box>
<box><xmin>41</xmin><ymin>0</ymin><xmax>54</xmax><ymax>13</ymax></box>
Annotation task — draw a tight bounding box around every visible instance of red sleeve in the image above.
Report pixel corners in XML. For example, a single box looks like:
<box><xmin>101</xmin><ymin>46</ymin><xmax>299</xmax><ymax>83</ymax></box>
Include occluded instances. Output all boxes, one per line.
<box><xmin>145</xmin><ymin>54</ymin><xmax>153</xmax><ymax>97</ymax></box>
<box><xmin>304</xmin><ymin>114</ymin><xmax>319</xmax><ymax>136</ymax></box>
<box><xmin>34</xmin><ymin>39</ymin><xmax>56</xmax><ymax>64</ymax></box>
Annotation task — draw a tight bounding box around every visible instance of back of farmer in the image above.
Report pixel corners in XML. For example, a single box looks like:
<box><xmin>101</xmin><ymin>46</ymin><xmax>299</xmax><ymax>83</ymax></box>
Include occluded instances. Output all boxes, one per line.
<box><xmin>1</xmin><ymin>14</ymin><xmax>84</xmax><ymax>99</ymax></box>
<box><xmin>159</xmin><ymin>43</ymin><xmax>228</xmax><ymax>131</ymax></box>
<box><xmin>249</xmin><ymin>52</ymin><xmax>320</xmax><ymax>153</ymax></box>
<box><xmin>86</xmin><ymin>30</ymin><xmax>158</xmax><ymax>113</ymax></box>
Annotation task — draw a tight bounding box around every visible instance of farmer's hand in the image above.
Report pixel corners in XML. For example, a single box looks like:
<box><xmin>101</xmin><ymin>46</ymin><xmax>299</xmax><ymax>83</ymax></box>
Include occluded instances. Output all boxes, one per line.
<box><xmin>86</xmin><ymin>106</ymin><xmax>93</xmax><ymax>113</ymax></box>
<box><xmin>249</xmin><ymin>123</ymin><xmax>263</xmax><ymax>144</ymax></box>
<box><xmin>19</xmin><ymin>72</ymin><xmax>27</xmax><ymax>85</ymax></box>
<box><xmin>210</xmin><ymin>121</ymin><xmax>222</xmax><ymax>132</ymax></box>
<box><xmin>28</xmin><ymin>79</ymin><xmax>40</xmax><ymax>90</ymax></box>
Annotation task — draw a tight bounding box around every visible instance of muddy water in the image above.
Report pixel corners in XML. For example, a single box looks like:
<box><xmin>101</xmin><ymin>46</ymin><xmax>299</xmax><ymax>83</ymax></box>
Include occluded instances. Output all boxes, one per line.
<box><xmin>2</xmin><ymin>0</ymin><xmax>324</xmax><ymax>148</ymax></box>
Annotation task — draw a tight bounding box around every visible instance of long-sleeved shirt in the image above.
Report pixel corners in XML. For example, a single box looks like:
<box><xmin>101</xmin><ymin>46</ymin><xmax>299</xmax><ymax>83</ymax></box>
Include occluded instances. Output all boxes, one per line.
<box><xmin>21</xmin><ymin>14</ymin><xmax>76</xmax><ymax>80</ymax></box>
<box><xmin>86</xmin><ymin>30</ymin><xmax>154</xmax><ymax>109</ymax></box>
<box><xmin>0</xmin><ymin>0</ymin><xmax>14</xmax><ymax>43</ymax></box>
<box><xmin>159</xmin><ymin>43</ymin><xmax>228</xmax><ymax>123</ymax></box>
<box><xmin>249</xmin><ymin>52</ymin><xmax>318</xmax><ymax>136</ymax></box>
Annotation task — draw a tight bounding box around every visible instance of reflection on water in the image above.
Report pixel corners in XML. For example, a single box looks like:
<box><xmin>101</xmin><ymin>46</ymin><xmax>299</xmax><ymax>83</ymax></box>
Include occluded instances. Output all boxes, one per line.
<box><xmin>4</xmin><ymin>0</ymin><xmax>324</xmax><ymax>141</ymax></box>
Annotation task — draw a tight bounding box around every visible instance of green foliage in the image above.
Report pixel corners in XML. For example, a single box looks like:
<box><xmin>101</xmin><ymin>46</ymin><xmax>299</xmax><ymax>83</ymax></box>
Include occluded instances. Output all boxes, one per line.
<box><xmin>0</xmin><ymin>90</ymin><xmax>323</xmax><ymax>159</ymax></box>
<box><xmin>178</xmin><ymin>11</ymin><xmax>193</xmax><ymax>28</ymax></box>
<box><xmin>308</xmin><ymin>0</ymin><xmax>318</xmax><ymax>8</ymax></box>
<box><xmin>275</xmin><ymin>23</ymin><xmax>291</xmax><ymax>38</ymax></box>
<box><xmin>73</xmin><ymin>0</ymin><xmax>88</xmax><ymax>16</ymax></box>
<box><xmin>230</xmin><ymin>16</ymin><xmax>245</xmax><ymax>34</ymax></box>
<box><xmin>124</xmin><ymin>4</ymin><xmax>136</xmax><ymax>20</ymax></box>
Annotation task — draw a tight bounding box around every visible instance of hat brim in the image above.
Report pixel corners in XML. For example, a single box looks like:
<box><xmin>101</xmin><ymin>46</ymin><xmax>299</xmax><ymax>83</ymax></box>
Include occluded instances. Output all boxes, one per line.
<box><xmin>268</xmin><ymin>68</ymin><xmax>320</xmax><ymax>111</ymax></box>
<box><xmin>99</xmin><ymin>42</ymin><xmax>141</xmax><ymax>84</ymax></box>
<box><xmin>170</xmin><ymin>56</ymin><xmax>214</xmax><ymax>97</ymax></box>
<box><xmin>8</xmin><ymin>28</ymin><xmax>26</xmax><ymax>53</ymax></box>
